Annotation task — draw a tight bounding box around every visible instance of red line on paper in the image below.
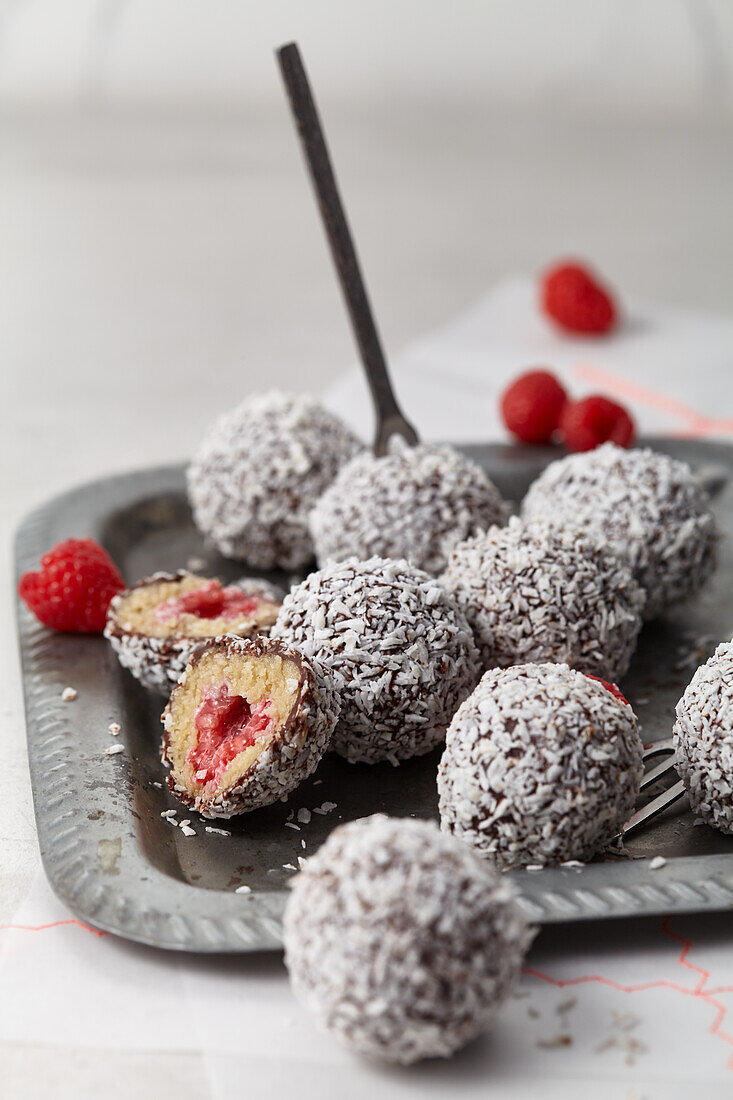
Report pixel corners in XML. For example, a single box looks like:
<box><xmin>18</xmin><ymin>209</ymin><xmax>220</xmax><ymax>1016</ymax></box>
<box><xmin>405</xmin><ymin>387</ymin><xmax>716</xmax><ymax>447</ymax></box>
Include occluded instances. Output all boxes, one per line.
<box><xmin>523</xmin><ymin>915</ymin><xmax>733</xmax><ymax>1070</ymax></box>
<box><xmin>572</xmin><ymin>363</ymin><xmax>733</xmax><ymax>439</ymax></box>
<box><xmin>0</xmin><ymin>919</ymin><xmax>107</xmax><ymax>937</ymax></box>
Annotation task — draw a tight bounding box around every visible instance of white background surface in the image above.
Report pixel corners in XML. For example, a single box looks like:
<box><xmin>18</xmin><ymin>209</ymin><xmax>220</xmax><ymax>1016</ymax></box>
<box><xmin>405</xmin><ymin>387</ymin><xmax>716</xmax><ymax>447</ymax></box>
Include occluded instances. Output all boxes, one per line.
<box><xmin>2</xmin><ymin>3</ymin><xmax>733</xmax><ymax>1096</ymax></box>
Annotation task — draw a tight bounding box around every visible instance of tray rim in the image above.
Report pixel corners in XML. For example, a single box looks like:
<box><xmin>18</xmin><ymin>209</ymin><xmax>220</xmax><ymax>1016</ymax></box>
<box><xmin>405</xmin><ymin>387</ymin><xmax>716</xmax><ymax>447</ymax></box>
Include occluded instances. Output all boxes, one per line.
<box><xmin>15</xmin><ymin>438</ymin><xmax>733</xmax><ymax>951</ymax></box>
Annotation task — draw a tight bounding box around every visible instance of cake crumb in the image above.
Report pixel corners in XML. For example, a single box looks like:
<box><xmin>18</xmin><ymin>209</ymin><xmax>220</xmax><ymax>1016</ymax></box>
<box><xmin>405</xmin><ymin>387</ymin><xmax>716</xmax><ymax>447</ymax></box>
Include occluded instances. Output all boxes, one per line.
<box><xmin>180</xmin><ymin>824</ymin><xmax>196</xmax><ymax>837</ymax></box>
<box><xmin>235</xmin><ymin>884</ymin><xmax>252</xmax><ymax>894</ymax></box>
<box><xmin>297</xmin><ymin>808</ymin><xmax>311</xmax><ymax>824</ymax></box>
<box><xmin>613</xmin><ymin>1012</ymin><xmax>641</xmax><ymax>1031</ymax></box>
<box><xmin>205</xmin><ymin>826</ymin><xmax>231</xmax><ymax>837</ymax></box>
<box><xmin>536</xmin><ymin>1035</ymin><xmax>572</xmax><ymax>1049</ymax></box>
<box><xmin>105</xmin><ymin>744</ymin><xmax>124</xmax><ymax>756</ymax></box>
<box><xmin>649</xmin><ymin>856</ymin><xmax>666</xmax><ymax>870</ymax></box>
<box><xmin>61</xmin><ymin>687</ymin><xmax>77</xmax><ymax>701</ymax></box>
<box><xmin>108</xmin><ymin>722</ymin><xmax>121</xmax><ymax>736</ymax></box>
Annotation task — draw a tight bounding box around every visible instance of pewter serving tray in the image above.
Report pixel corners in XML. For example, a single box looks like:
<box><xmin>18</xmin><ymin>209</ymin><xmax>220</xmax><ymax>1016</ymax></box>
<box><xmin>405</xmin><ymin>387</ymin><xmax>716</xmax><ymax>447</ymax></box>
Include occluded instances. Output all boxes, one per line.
<box><xmin>15</xmin><ymin>439</ymin><xmax>733</xmax><ymax>952</ymax></box>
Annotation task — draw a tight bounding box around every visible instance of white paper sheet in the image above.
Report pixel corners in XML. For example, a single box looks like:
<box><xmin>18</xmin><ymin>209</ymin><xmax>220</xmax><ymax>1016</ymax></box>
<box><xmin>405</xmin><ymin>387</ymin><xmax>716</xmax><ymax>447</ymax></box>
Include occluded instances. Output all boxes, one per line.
<box><xmin>6</xmin><ymin>280</ymin><xmax>733</xmax><ymax>1098</ymax></box>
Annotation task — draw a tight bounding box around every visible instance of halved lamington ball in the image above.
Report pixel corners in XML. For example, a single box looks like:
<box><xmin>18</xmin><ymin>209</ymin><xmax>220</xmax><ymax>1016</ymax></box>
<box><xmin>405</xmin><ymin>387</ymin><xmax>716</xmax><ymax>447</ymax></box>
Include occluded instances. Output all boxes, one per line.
<box><xmin>673</xmin><ymin>641</ymin><xmax>733</xmax><ymax>833</ymax></box>
<box><xmin>309</xmin><ymin>441</ymin><xmax>508</xmax><ymax>574</ymax></box>
<box><xmin>162</xmin><ymin>635</ymin><xmax>339</xmax><ymax>817</ymax></box>
<box><xmin>440</xmin><ymin>516</ymin><xmax>644</xmax><ymax>682</ymax></box>
<box><xmin>522</xmin><ymin>442</ymin><xmax>718</xmax><ymax>619</ymax></box>
<box><xmin>438</xmin><ymin>664</ymin><xmax>643</xmax><ymax>869</ymax></box>
<box><xmin>284</xmin><ymin>814</ymin><xmax>533</xmax><ymax>1064</ymax></box>
<box><xmin>187</xmin><ymin>391</ymin><xmax>362</xmax><ymax>570</ymax></box>
<box><xmin>105</xmin><ymin>571</ymin><xmax>282</xmax><ymax>693</ymax></box>
<box><xmin>272</xmin><ymin>556</ymin><xmax>481</xmax><ymax>764</ymax></box>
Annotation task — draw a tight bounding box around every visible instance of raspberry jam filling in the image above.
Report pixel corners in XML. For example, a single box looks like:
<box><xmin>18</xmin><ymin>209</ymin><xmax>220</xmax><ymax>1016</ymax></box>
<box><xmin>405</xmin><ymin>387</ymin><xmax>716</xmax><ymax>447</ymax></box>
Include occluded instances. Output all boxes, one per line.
<box><xmin>187</xmin><ymin>682</ymin><xmax>274</xmax><ymax>786</ymax></box>
<box><xmin>155</xmin><ymin>580</ymin><xmax>266</xmax><ymax>624</ymax></box>
<box><xmin>585</xmin><ymin>674</ymin><xmax>629</xmax><ymax>707</ymax></box>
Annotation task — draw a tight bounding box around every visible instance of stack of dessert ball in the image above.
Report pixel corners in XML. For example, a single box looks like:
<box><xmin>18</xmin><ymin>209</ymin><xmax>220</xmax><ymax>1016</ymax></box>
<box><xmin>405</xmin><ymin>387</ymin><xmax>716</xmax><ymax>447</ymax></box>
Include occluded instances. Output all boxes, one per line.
<box><xmin>99</xmin><ymin>391</ymin><xmax>723</xmax><ymax>1064</ymax></box>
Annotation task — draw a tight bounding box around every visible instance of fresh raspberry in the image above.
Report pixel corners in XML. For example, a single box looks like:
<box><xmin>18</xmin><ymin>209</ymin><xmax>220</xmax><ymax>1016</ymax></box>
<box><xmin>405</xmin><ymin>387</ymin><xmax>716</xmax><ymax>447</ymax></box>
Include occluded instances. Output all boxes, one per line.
<box><xmin>586</xmin><ymin>675</ymin><xmax>630</xmax><ymax>708</ymax></box>
<box><xmin>500</xmin><ymin>369</ymin><xmax>568</xmax><ymax>444</ymax></box>
<box><xmin>18</xmin><ymin>538</ymin><xmax>124</xmax><ymax>633</ymax></box>
<box><xmin>541</xmin><ymin>261</ymin><xmax>617</xmax><ymax>335</ymax></box>
<box><xmin>560</xmin><ymin>395</ymin><xmax>635</xmax><ymax>453</ymax></box>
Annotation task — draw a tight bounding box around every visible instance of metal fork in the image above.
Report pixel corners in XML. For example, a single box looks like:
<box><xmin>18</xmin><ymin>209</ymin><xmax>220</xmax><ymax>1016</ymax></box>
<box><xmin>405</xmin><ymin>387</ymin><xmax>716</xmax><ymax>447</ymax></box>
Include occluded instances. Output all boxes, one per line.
<box><xmin>622</xmin><ymin>739</ymin><xmax>687</xmax><ymax>837</ymax></box>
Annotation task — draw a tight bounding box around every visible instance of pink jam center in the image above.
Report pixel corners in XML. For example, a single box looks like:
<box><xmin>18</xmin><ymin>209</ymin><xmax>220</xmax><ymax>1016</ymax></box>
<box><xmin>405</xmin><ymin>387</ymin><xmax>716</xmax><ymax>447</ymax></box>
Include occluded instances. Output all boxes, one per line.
<box><xmin>155</xmin><ymin>580</ymin><xmax>266</xmax><ymax>624</ymax></box>
<box><xmin>187</xmin><ymin>682</ymin><xmax>273</xmax><ymax>786</ymax></box>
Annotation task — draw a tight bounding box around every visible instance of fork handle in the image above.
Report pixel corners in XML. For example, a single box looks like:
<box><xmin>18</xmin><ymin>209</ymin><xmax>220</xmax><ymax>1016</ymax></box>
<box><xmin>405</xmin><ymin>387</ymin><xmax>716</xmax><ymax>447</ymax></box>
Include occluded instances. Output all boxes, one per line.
<box><xmin>276</xmin><ymin>43</ymin><xmax>418</xmax><ymax>456</ymax></box>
